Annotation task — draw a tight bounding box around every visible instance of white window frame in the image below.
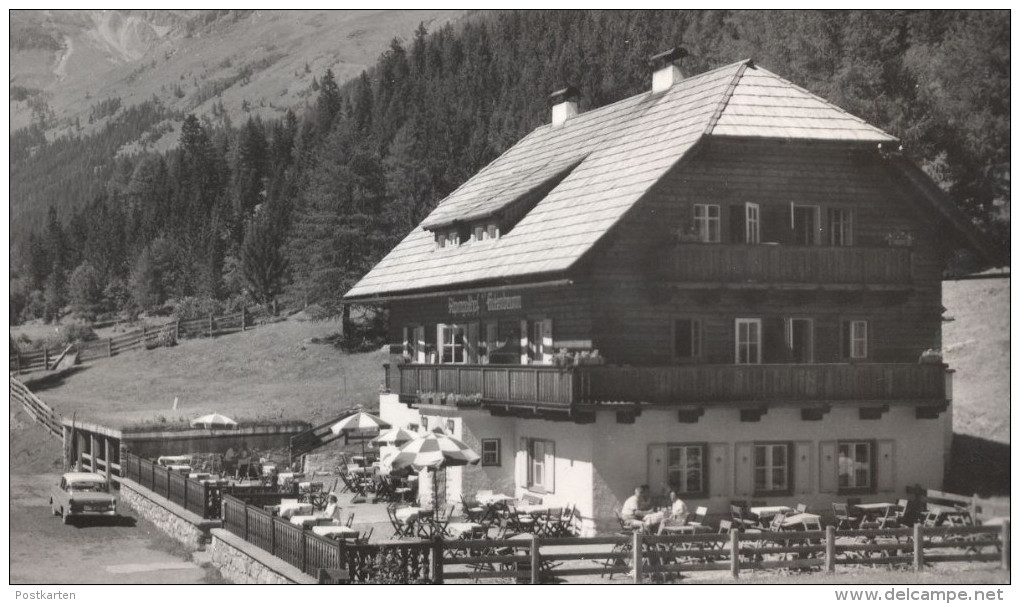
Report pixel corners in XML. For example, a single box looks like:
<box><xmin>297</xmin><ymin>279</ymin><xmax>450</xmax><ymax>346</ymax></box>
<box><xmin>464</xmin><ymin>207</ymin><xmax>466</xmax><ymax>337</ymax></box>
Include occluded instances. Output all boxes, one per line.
<box><xmin>754</xmin><ymin>442</ymin><xmax>790</xmax><ymax>494</ymax></box>
<box><xmin>735</xmin><ymin>318</ymin><xmax>762</xmax><ymax>365</ymax></box>
<box><xmin>486</xmin><ymin>223</ymin><xmax>500</xmax><ymax>240</ymax></box>
<box><xmin>838</xmin><ymin>441</ymin><xmax>873</xmax><ymax>490</ymax></box>
<box><xmin>666</xmin><ymin>444</ymin><xmax>705</xmax><ymax>496</ymax></box>
<box><xmin>850</xmin><ymin>320</ymin><xmax>868</xmax><ymax>359</ymax></box>
<box><xmin>693</xmin><ymin>204</ymin><xmax>721</xmax><ymax>243</ymax></box>
<box><xmin>438</xmin><ymin>323</ymin><xmax>467</xmax><ymax>364</ymax></box>
<box><xmin>829</xmin><ymin>208</ymin><xmax>854</xmax><ymax>246</ymax></box>
<box><xmin>473</xmin><ymin>225</ymin><xmax>485</xmax><ymax>242</ymax></box>
<box><xmin>745</xmin><ymin>202</ymin><xmax>760</xmax><ymax>244</ymax></box>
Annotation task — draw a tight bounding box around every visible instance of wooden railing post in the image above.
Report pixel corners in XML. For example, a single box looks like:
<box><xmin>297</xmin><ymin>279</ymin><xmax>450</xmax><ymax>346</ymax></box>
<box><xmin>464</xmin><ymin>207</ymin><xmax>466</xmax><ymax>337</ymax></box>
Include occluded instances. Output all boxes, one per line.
<box><xmin>1001</xmin><ymin>519</ymin><xmax>1010</xmax><ymax>571</ymax></box>
<box><xmin>300</xmin><ymin>530</ymin><xmax>307</xmax><ymax>573</ymax></box>
<box><xmin>44</xmin><ymin>349</ymin><xmax>49</xmax><ymax>370</ymax></box>
<box><xmin>241</xmin><ymin>309</ymin><xmax>247</xmax><ymax>332</ymax></box>
<box><xmin>825</xmin><ymin>525</ymin><xmax>836</xmax><ymax>572</ymax></box>
<box><xmin>107</xmin><ymin>338</ymin><xmax>112</xmax><ymax>357</ymax></box>
<box><xmin>730</xmin><ymin>529</ymin><xmax>740</xmax><ymax>580</ymax></box>
<box><xmin>531</xmin><ymin>534</ymin><xmax>542</xmax><ymax>584</ymax></box>
<box><xmin>174</xmin><ymin>320</ymin><xmax>180</xmax><ymax>342</ymax></box>
<box><xmin>632</xmin><ymin>531</ymin><xmax>643</xmax><ymax>584</ymax></box>
<box><xmin>432</xmin><ymin>538</ymin><xmax>445</xmax><ymax>584</ymax></box>
<box><xmin>208</xmin><ymin>314</ymin><xmax>214</xmax><ymax>338</ymax></box>
<box><xmin>270</xmin><ymin>518</ymin><xmax>276</xmax><ymax>557</ymax></box>
<box><xmin>913</xmin><ymin>523</ymin><xmax>923</xmax><ymax>572</ymax></box>
<box><xmin>182</xmin><ymin>474</ymin><xmax>188</xmax><ymax>511</ymax></box>
<box><xmin>244</xmin><ymin>506</ymin><xmax>250</xmax><ymax>541</ymax></box>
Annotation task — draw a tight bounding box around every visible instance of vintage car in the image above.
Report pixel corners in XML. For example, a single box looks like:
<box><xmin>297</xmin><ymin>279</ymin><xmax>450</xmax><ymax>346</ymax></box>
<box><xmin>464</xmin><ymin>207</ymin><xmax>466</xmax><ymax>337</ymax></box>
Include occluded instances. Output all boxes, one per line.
<box><xmin>50</xmin><ymin>472</ymin><xmax>117</xmax><ymax>523</ymax></box>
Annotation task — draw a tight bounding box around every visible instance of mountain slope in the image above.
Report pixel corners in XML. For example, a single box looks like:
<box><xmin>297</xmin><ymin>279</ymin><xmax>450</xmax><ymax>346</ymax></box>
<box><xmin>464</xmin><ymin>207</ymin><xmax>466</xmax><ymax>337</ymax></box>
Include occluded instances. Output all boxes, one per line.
<box><xmin>10</xmin><ymin>9</ymin><xmax>468</xmax><ymax>137</ymax></box>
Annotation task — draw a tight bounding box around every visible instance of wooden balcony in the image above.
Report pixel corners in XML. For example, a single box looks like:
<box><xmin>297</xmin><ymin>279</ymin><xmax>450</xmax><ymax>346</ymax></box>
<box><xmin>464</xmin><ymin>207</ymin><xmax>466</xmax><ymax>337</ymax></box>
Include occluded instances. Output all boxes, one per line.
<box><xmin>395</xmin><ymin>363</ymin><xmax>947</xmax><ymax>412</ymax></box>
<box><xmin>662</xmin><ymin>244</ymin><xmax>913</xmax><ymax>288</ymax></box>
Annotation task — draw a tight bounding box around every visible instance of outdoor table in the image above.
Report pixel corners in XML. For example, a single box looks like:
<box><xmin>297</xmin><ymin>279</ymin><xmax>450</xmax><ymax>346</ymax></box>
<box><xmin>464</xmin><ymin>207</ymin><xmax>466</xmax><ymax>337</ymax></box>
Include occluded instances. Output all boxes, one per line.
<box><xmin>312</xmin><ymin>525</ymin><xmax>360</xmax><ymax>540</ymax></box>
<box><xmin>277</xmin><ymin>471</ymin><xmax>303</xmax><ymax>485</ymax></box>
<box><xmin>299</xmin><ymin>481</ymin><xmax>323</xmax><ymax>491</ymax></box>
<box><xmin>279</xmin><ymin>502</ymin><xmax>314</xmax><ymax>519</ymax></box>
<box><xmin>514</xmin><ymin>504</ymin><xmax>550</xmax><ymax>516</ymax></box>
<box><xmin>749</xmin><ymin>505</ymin><xmax>794</xmax><ymax>519</ymax></box>
<box><xmin>290</xmin><ymin>515</ymin><xmax>333</xmax><ymax>529</ymax></box>
<box><xmin>446</xmin><ymin>522</ymin><xmax>485</xmax><ymax>538</ymax></box>
<box><xmin>477</xmin><ymin>493</ymin><xmax>514</xmax><ymax>506</ymax></box>
<box><xmin>780</xmin><ymin>513</ymin><xmax>823</xmax><ymax>529</ymax></box>
<box><xmin>853</xmin><ymin>503</ymin><xmax>899</xmax><ymax>527</ymax></box>
<box><xmin>167</xmin><ymin>464</ymin><xmax>192</xmax><ymax>474</ymax></box>
<box><xmin>158</xmin><ymin>455</ymin><xmax>191</xmax><ymax>466</ymax></box>
<box><xmin>351</xmin><ymin>456</ymin><xmax>366</xmax><ymax>465</ymax></box>
<box><xmin>661</xmin><ymin>523</ymin><xmax>713</xmax><ymax>534</ymax></box>
<box><xmin>188</xmin><ymin>472</ymin><xmax>211</xmax><ymax>480</ymax></box>
<box><xmin>395</xmin><ymin>506</ymin><xmax>432</xmax><ymax>524</ymax></box>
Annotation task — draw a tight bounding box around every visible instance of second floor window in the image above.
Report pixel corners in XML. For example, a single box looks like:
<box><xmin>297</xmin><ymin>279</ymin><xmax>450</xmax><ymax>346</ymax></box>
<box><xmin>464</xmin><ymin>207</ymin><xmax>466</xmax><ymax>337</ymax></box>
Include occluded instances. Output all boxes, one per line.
<box><xmin>829</xmin><ymin>208</ymin><xmax>854</xmax><ymax>246</ymax></box>
<box><xmin>842</xmin><ymin>320</ymin><xmax>868</xmax><ymax>359</ymax></box>
<box><xmin>735</xmin><ymin>318</ymin><xmax>762</xmax><ymax>364</ymax></box>
<box><xmin>838</xmin><ymin>441</ymin><xmax>873</xmax><ymax>490</ymax></box>
<box><xmin>673</xmin><ymin>318</ymin><xmax>702</xmax><ymax>360</ymax></box>
<box><xmin>693</xmin><ymin>204</ymin><xmax>721</xmax><ymax>243</ymax></box>
<box><xmin>745</xmin><ymin>203</ymin><xmax>760</xmax><ymax>244</ymax></box>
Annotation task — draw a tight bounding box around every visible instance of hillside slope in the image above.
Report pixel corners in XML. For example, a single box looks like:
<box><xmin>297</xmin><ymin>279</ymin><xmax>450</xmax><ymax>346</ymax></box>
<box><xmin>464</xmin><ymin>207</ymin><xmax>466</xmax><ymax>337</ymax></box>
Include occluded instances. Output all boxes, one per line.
<box><xmin>942</xmin><ymin>276</ymin><xmax>1010</xmax><ymax>444</ymax></box>
<box><xmin>26</xmin><ymin>317</ymin><xmax>388</xmax><ymax>429</ymax></box>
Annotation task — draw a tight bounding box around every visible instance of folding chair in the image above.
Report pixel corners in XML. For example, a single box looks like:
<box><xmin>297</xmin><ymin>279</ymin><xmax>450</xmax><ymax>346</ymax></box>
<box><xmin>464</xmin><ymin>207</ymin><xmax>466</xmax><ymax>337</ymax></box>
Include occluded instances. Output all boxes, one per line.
<box><xmin>832</xmin><ymin>503</ymin><xmax>856</xmax><ymax>529</ymax></box>
<box><xmin>345</xmin><ymin>512</ymin><xmax>355</xmax><ymax>528</ymax></box>
<box><xmin>356</xmin><ymin>527</ymin><xmax>374</xmax><ymax>545</ymax></box>
<box><xmin>688</xmin><ymin>506</ymin><xmax>708</xmax><ymax>526</ymax></box>
<box><xmin>386</xmin><ymin>504</ymin><xmax>413</xmax><ymax>539</ymax></box>
<box><xmin>796</xmin><ymin>503</ymin><xmax>808</xmax><ymax>513</ymax></box>
<box><xmin>506</xmin><ymin>502</ymin><xmax>537</xmax><ymax>534</ymax></box>
<box><xmin>461</xmin><ymin>495</ymin><xmax>486</xmax><ymax>523</ymax></box>
<box><xmin>601</xmin><ymin>511</ymin><xmax>636</xmax><ymax>579</ymax></box>
<box><xmin>730</xmin><ymin>505</ymin><xmax>757</xmax><ymax>530</ymax></box>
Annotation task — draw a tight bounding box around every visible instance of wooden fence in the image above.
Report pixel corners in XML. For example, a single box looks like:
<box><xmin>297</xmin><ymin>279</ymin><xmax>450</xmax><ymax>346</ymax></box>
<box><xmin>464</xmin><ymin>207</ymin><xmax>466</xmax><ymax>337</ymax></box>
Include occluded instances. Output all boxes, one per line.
<box><xmin>122</xmin><ymin>453</ymin><xmax>296</xmax><ymax>520</ymax></box>
<box><xmin>9</xmin><ymin>376</ymin><xmax>62</xmax><ymax>439</ymax></box>
<box><xmin>220</xmin><ymin>493</ymin><xmax>1008</xmax><ymax>584</ymax></box>
<box><xmin>12</xmin><ymin>307</ymin><xmax>274</xmax><ymax>375</ymax></box>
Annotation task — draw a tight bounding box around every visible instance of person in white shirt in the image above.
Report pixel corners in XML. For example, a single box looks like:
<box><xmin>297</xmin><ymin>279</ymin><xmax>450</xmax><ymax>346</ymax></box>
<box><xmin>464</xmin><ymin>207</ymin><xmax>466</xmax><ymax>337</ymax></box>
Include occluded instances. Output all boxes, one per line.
<box><xmin>621</xmin><ymin>485</ymin><xmax>653</xmax><ymax>529</ymax></box>
<box><xmin>669</xmin><ymin>491</ymin><xmax>689</xmax><ymax>524</ymax></box>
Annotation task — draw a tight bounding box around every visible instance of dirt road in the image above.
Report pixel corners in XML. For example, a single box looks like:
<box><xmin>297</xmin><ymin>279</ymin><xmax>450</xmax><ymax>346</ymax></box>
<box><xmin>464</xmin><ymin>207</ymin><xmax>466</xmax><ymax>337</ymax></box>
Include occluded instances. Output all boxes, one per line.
<box><xmin>10</xmin><ymin>474</ymin><xmax>214</xmax><ymax>584</ymax></box>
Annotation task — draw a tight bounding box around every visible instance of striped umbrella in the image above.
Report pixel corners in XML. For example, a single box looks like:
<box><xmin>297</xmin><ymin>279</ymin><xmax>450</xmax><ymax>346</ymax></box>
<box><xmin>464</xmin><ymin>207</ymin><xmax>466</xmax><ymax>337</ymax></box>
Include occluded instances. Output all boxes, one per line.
<box><xmin>190</xmin><ymin>413</ymin><xmax>238</xmax><ymax>429</ymax></box>
<box><xmin>389</xmin><ymin>432</ymin><xmax>480</xmax><ymax>471</ymax></box>
<box><xmin>371</xmin><ymin>427</ymin><xmax>417</xmax><ymax>447</ymax></box>
<box><xmin>330</xmin><ymin>412</ymin><xmax>391</xmax><ymax>457</ymax></box>
<box><xmin>390</xmin><ymin>432</ymin><xmax>480</xmax><ymax>524</ymax></box>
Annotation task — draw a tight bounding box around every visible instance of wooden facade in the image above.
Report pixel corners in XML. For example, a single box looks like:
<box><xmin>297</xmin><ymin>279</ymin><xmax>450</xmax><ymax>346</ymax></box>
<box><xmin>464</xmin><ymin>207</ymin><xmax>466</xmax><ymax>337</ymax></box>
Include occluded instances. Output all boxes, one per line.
<box><xmin>382</xmin><ymin>140</ymin><xmax>954</xmax><ymax>414</ymax></box>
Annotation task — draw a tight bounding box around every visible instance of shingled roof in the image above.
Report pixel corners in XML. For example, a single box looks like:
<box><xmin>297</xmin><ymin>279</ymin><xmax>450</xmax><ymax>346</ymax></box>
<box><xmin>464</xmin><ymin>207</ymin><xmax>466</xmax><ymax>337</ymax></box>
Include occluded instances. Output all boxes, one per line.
<box><xmin>345</xmin><ymin>59</ymin><xmax>900</xmax><ymax>301</ymax></box>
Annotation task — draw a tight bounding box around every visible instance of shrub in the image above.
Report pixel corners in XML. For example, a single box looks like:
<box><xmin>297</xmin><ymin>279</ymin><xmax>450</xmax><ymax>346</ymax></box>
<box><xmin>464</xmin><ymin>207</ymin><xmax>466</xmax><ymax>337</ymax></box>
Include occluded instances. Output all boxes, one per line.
<box><xmin>170</xmin><ymin>296</ymin><xmax>223</xmax><ymax>321</ymax></box>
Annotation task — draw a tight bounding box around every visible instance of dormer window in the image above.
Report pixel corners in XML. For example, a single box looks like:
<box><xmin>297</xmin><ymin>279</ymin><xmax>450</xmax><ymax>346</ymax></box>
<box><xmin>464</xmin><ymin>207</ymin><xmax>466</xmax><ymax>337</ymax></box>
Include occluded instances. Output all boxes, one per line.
<box><xmin>472</xmin><ymin>222</ymin><xmax>501</xmax><ymax>243</ymax></box>
<box><xmin>436</xmin><ymin>229</ymin><xmax>460</xmax><ymax>249</ymax></box>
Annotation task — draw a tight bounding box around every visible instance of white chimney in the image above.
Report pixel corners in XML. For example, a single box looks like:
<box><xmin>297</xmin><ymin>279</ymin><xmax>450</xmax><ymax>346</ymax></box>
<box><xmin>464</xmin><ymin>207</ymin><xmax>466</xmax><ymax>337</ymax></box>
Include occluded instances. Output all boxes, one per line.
<box><xmin>550</xmin><ymin>86</ymin><xmax>579</xmax><ymax>128</ymax></box>
<box><xmin>649</xmin><ymin>47</ymin><xmax>688</xmax><ymax>93</ymax></box>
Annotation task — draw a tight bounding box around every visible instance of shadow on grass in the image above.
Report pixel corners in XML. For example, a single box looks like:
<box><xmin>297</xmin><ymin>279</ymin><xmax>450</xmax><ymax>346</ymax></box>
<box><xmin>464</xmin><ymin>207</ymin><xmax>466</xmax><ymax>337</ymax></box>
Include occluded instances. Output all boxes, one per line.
<box><xmin>945</xmin><ymin>433</ymin><xmax>1011</xmax><ymax>497</ymax></box>
<box><xmin>22</xmin><ymin>365</ymin><xmax>89</xmax><ymax>392</ymax></box>
<box><xmin>68</xmin><ymin>514</ymin><xmax>138</xmax><ymax>529</ymax></box>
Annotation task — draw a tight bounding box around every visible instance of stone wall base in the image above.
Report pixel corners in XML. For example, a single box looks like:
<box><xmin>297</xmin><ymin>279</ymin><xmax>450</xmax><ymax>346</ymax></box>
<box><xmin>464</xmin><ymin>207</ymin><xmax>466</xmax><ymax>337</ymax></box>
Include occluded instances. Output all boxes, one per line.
<box><xmin>209</xmin><ymin>529</ymin><xmax>315</xmax><ymax>584</ymax></box>
<box><xmin>117</xmin><ymin>479</ymin><xmax>220</xmax><ymax>551</ymax></box>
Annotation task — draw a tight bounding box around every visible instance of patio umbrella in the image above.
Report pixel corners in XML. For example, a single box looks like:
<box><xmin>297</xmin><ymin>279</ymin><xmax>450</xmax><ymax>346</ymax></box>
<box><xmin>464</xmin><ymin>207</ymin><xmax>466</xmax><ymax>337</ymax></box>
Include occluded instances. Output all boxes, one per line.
<box><xmin>330</xmin><ymin>412</ymin><xmax>391</xmax><ymax>457</ymax></box>
<box><xmin>190</xmin><ymin>413</ymin><xmax>238</xmax><ymax>429</ymax></box>
<box><xmin>371</xmin><ymin>427</ymin><xmax>417</xmax><ymax>447</ymax></box>
<box><xmin>390</xmin><ymin>432</ymin><xmax>480</xmax><ymax>524</ymax></box>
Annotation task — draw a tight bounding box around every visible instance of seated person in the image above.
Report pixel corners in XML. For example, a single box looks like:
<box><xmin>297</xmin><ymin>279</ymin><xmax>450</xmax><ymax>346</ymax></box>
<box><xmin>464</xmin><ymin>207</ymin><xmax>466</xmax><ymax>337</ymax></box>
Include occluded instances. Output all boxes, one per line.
<box><xmin>621</xmin><ymin>485</ymin><xmax>654</xmax><ymax>530</ymax></box>
<box><xmin>668</xmin><ymin>491</ymin><xmax>689</xmax><ymax>524</ymax></box>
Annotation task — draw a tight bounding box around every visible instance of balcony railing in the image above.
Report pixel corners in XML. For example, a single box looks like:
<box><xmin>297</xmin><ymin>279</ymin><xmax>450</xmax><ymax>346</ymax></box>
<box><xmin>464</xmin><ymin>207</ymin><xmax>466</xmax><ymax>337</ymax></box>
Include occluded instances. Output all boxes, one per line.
<box><xmin>662</xmin><ymin>244</ymin><xmax>913</xmax><ymax>287</ymax></box>
<box><xmin>396</xmin><ymin>362</ymin><xmax>946</xmax><ymax>410</ymax></box>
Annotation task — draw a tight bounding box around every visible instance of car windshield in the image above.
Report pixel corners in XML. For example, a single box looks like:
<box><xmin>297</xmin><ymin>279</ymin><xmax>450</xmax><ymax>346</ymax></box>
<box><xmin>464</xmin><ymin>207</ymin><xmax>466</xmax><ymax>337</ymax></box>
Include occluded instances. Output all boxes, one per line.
<box><xmin>70</xmin><ymin>482</ymin><xmax>106</xmax><ymax>492</ymax></box>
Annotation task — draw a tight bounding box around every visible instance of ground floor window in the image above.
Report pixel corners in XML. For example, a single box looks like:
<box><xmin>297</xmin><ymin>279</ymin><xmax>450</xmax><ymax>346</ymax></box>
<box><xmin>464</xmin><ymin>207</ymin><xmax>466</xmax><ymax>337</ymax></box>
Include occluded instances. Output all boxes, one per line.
<box><xmin>481</xmin><ymin>438</ymin><xmax>501</xmax><ymax>466</ymax></box>
<box><xmin>526</xmin><ymin>438</ymin><xmax>555</xmax><ymax>493</ymax></box>
<box><xmin>667</xmin><ymin>444</ymin><xmax>705</xmax><ymax>496</ymax></box>
<box><xmin>754</xmin><ymin>442</ymin><xmax>790</xmax><ymax>494</ymax></box>
<box><xmin>838</xmin><ymin>441</ymin><xmax>873</xmax><ymax>491</ymax></box>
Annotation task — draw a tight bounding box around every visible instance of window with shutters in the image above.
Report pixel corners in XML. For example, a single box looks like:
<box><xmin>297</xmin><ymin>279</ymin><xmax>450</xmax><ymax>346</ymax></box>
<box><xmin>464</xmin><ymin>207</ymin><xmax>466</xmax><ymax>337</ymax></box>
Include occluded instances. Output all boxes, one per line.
<box><xmin>753</xmin><ymin>442</ymin><xmax>792</xmax><ymax>495</ymax></box>
<box><xmin>526</xmin><ymin>438</ymin><xmax>555</xmax><ymax>492</ymax></box>
<box><xmin>693</xmin><ymin>204</ymin><xmax>721</xmax><ymax>243</ymax></box>
<box><xmin>841</xmin><ymin>320</ymin><xmax>868</xmax><ymax>360</ymax></box>
<box><xmin>785</xmin><ymin>318</ymin><xmax>814</xmax><ymax>363</ymax></box>
<box><xmin>792</xmin><ymin>204</ymin><xmax>822</xmax><ymax>245</ymax></box>
<box><xmin>672</xmin><ymin>318</ymin><xmax>702</xmax><ymax>361</ymax></box>
<box><xmin>829</xmin><ymin>208</ymin><xmax>854</xmax><ymax>246</ymax></box>
<box><xmin>745</xmin><ymin>203</ymin><xmax>761</xmax><ymax>244</ymax></box>
<box><xmin>481</xmin><ymin>439</ymin><xmax>501</xmax><ymax>466</ymax></box>
<box><xmin>438</xmin><ymin>324</ymin><xmax>467</xmax><ymax>364</ymax></box>
<box><xmin>666</xmin><ymin>444</ymin><xmax>706</xmax><ymax>497</ymax></box>
<box><xmin>838</xmin><ymin>441</ymin><xmax>874</xmax><ymax>493</ymax></box>
<box><xmin>735</xmin><ymin>318</ymin><xmax>762</xmax><ymax>364</ymax></box>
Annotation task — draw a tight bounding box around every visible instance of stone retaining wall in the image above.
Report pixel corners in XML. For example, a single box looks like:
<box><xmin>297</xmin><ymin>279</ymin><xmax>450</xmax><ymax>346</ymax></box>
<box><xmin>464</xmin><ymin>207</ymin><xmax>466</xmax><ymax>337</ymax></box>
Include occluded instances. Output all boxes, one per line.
<box><xmin>117</xmin><ymin>478</ymin><xmax>220</xmax><ymax>551</ymax></box>
<box><xmin>208</xmin><ymin>529</ymin><xmax>314</xmax><ymax>584</ymax></box>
